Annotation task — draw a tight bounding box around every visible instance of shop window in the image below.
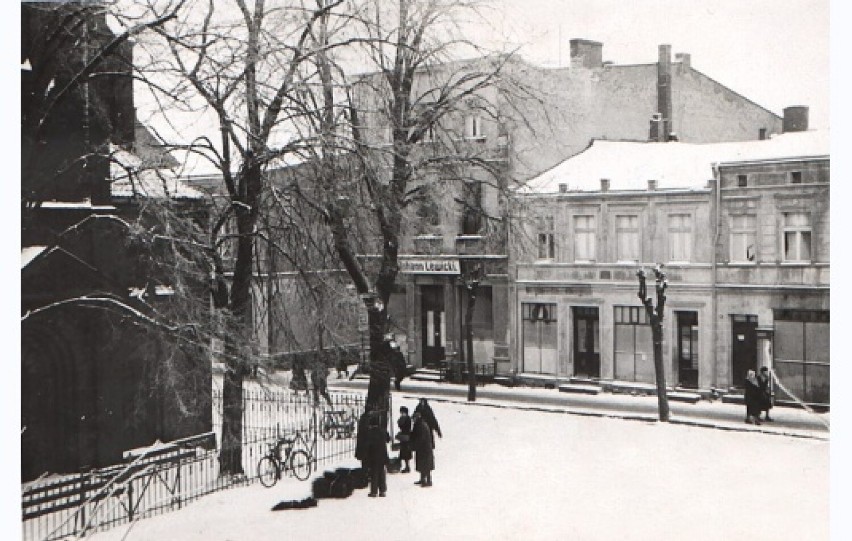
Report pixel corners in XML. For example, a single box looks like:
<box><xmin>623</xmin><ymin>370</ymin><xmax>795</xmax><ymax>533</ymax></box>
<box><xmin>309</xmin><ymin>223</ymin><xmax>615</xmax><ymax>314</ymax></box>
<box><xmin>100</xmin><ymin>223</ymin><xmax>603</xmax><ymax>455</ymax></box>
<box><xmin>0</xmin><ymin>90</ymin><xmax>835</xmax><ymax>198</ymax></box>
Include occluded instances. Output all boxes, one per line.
<box><xmin>730</xmin><ymin>215</ymin><xmax>757</xmax><ymax>262</ymax></box>
<box><xmin>573</xmin><ymin>215</ymin><xmax>596</xmax><ymax>262</ymax></box>
<box><xmin>522</xmin><ymin>303</ymin><xmax>558</xmax><ymax>374</ymax></box>
<box><xmin>613</xmin><ymin>306</ymin><xmax>654</xmax><ymax>383</ymax></box>
<box><xmin>773</xmin><ymin>309</ymin><xmax>829</xmax><ymax>404</ymax></box>
<box><xmin>783</xmin><ymin>212</ymin><xmax>811</xmax><ymax>262</ymax></box>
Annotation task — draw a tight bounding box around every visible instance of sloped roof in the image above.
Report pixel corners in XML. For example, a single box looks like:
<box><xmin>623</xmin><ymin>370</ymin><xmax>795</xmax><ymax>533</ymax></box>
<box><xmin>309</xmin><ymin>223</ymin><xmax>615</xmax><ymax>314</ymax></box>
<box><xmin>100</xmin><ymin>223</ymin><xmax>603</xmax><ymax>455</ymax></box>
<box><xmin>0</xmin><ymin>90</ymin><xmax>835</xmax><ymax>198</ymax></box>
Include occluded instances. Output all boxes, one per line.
<box><xmin>110</xmin><ymin>145</ymin><xmax>205</xmax><ymax>200</ymax></box>
<box><xmin>518</xmin><ymin>130</ymin><xmax>830</xmax><ymax>194</ymax></box>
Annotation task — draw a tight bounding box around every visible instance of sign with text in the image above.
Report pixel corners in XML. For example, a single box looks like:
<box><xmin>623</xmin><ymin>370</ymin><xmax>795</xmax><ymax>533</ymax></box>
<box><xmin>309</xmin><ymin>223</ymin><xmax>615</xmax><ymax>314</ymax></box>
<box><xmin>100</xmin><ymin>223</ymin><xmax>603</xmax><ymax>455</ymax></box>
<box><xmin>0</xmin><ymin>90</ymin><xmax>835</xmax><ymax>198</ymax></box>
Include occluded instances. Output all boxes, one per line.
<box><xmin>399</xmin><ymin>258</ymin><xmax>460</xmax><ymax>274</ymax></box>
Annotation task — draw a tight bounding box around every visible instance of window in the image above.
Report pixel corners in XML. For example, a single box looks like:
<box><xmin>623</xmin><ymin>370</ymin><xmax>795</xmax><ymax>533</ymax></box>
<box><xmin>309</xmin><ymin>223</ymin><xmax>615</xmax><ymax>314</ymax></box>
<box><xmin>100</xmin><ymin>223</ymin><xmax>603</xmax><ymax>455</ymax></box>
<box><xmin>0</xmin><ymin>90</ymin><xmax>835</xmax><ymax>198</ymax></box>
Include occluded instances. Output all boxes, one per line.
<box><xmin>616</xmin><ymin>215</ymin><xmax>639</xmax><ymax>262</ymax></box>
<box><xmin>730</xmin><ymin>215</ymin><xmax>757</xmax><ymax>262</ymax></box>
<box><xmin>783</xmin><ymin>212</ymin><xmax>811</xmax><ymax>262</ymax></box>
<box><xmin>573</xmin><ymin>215</ymin><xmax>596</xmax><ymax>262</ymax></box>
<box><xmin>537</xmin><ymin>216</ymin><xmax>555</xmax><ymax>260</ymax></box>
<box><xmin>668</xmin><ymin>213</ymin><xmax>692</xmax><ymax>262</ymax></box>
<box><xmin>613</xmin><ymin>306</ymin><xmax>654</xmax><ymax>383</ymax></box>
<box><xmin>790</xmin><ymin>171</ymin><xmax>802</xmax><ymax>184</ymax></box>
<box><xmin>522</xmin><ymin>303</ymin><xmax>558</xmax><ymax>374</ymax></box>
<box><xmin>773</xmin><ymin>309</ymin><xmax>829</xmax><ymax>404</ymax></box>
<box><xmin>737</xmin><ymin>174</ymin><xmax>748</xmax><ymax>187</ymax></box>
<box><xmin>465</xmin><ymin>114</ymin><xmax>484</xmax><ymax>140</ymax></box>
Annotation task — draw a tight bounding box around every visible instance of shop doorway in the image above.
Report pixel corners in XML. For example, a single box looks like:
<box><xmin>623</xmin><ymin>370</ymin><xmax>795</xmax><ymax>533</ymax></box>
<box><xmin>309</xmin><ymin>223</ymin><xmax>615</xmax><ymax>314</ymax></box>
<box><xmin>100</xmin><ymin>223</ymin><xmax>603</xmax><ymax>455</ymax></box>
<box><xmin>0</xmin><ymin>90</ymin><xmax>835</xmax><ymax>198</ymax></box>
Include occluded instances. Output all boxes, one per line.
<box><xmin>731</xmin><ymin>315</ymin><xmax>758</xmax><ymax>387</ymax></box>
<box><xmin>421</xmin><ymin>285</ymin><xmax>445</xmax><ymax>368</ymax></box>
<box><xmin>676</xmin><ymin>311</ymin><xmax>699</xmax><ymax>388</ymax></box>
<box><xmin>572</xmin><ymin>306</ymin><xmax>600</xmax><ymax>378</ymax></box>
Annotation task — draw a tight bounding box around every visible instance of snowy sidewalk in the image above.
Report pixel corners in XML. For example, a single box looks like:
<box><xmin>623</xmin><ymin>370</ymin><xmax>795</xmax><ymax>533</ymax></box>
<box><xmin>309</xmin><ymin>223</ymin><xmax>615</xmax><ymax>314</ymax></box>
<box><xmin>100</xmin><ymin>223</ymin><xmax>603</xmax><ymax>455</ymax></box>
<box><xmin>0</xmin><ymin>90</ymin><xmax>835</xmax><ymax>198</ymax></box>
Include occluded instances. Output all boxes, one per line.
<box><xmin>329</xmin><ymin>378</ymin><xmax>830</xmax><ymax>440</ymax></box>
<box><xmin>87</xmin><ymin>397</ymin><xmax>828</xmax><ymax>541</ymax></box>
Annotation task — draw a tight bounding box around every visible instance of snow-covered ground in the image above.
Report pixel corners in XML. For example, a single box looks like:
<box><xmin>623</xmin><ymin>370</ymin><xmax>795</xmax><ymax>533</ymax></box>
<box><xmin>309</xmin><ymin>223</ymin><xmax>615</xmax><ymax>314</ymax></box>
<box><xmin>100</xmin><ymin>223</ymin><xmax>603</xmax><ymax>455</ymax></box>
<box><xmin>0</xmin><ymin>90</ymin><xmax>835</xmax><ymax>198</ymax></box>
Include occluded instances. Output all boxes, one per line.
<box><xmin>87</xmin><ymin>395</ymin><xmax>828</xmax><ymax>541</ymax></box>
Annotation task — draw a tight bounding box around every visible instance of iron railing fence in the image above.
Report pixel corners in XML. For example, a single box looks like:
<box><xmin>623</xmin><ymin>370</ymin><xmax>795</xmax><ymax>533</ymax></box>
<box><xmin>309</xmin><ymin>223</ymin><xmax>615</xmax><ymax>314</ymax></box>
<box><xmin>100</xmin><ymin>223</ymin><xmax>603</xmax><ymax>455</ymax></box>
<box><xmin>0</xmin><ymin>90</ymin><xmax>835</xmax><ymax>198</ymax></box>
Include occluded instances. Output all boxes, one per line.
<box><xmin>22</xmin><ymin>389</ymin><xmax>366</xmax><ymax>541</ymax></box>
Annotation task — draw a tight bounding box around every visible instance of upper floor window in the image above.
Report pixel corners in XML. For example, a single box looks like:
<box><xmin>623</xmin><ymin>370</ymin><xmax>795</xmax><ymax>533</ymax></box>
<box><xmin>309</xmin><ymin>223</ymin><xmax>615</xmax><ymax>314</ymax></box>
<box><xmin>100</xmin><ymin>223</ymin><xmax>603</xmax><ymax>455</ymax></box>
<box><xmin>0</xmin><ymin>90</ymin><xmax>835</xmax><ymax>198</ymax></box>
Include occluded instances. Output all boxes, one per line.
<box><xmin>465</xmin><ymin>114</ymin><xmax>484</xmax><ymax>140</ymax></box>
<box><xmin>574</xmin><ymin>215</ymin><xmax>596</xmax><ymax>262</ymax></box>
<box><xmin>537</xmin><ymin>216</ymin><xmax>555</xmax><ymax>260</ymax></box>
<box><xmin>790</xmin><ymin>171</ymin><xmax>802</xmax><ymax>184</ymax></box>
<box><xmin>668</xmin><ymin>213</ymin><xmax>692</xmax><ymax>262</ymax></box>
<box><xmin>616</xmin><ymin>215</ymin><xmax>640</xmax><ymax>263</ymax></box>
<box><xmin>730</xmin><ymin>215</ymin><xmax>757</xmax><ymax>262</ymax></box>
<box><xmin>783</xmin><ymin>212</ymin><xmax>811</xmax><ymax>262</ymax></box>
<box><xmin>737</xmin><ymin>174</ymin><xmax>748</xmax><ymax>188</ymax></box>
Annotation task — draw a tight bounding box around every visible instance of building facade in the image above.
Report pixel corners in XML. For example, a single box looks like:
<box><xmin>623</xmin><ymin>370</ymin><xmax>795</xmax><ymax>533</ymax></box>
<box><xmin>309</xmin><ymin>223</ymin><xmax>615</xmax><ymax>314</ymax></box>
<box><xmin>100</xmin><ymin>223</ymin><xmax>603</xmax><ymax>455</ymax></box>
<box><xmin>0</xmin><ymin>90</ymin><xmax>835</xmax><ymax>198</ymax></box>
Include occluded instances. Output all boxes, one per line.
<box><xmin>374</xmin><ymin>40</ymin><xmax>784</xmax><ymax>374</ymax></box>
<box><xmin>511</xmin><ymin>121</ymin><xmax>829</xmax><ymax>404</ymax></box>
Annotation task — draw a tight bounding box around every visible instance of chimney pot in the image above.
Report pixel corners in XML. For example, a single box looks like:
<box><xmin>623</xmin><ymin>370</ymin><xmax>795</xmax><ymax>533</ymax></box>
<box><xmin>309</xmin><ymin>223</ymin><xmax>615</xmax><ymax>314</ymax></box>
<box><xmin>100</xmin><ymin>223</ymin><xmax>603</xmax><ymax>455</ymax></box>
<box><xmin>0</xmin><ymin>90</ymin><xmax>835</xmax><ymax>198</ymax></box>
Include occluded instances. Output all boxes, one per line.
<box><xmin>648</xmin><ymin>179</ymin><xmax>658</xmax><ymax>191</ymax></box>
<box><xmin>675</xmin><ymin>52</ymin><xmax>691</xmax><ymax>70</ymax></box>
<box><xmin>558</xmin><ymin>183</ymin><xmax>568</xmax><ymax>193</ymax></box>
<box><xmin>600</xmin><ymin>178</ymin><xmax>610</xmax><ymax>192</ymax></box>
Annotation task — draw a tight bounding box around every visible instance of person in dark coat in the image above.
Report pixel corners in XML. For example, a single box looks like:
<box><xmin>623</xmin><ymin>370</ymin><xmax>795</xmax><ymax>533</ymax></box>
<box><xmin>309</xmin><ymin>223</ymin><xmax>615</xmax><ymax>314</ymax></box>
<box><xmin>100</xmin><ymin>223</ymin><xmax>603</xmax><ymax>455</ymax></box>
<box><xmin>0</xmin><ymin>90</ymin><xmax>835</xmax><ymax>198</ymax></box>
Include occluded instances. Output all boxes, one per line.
<box><xmin>310</xmin><ymin>358</ymin><xmax>332</xmax><ymax>406</ymax></box>
<box><xmin>744</xmin><ymin>369</ymin><xmax>762</xmax><ymax>425</ymax></box>
<box><xmin>411</xmin><ymin>410</ymin><xmax>434</xmax><ymax>487</ymax></box>
<box><xmin>757</xmin><ymin>366</ymin><xmax>774</xmax><ymax>422</ymax></box>
<box><xmin>354</xmin><ymin>410</ymin><xmax>371</xmax><ymax>470</ymax></box>
<box><xmin>414</xmin><ymin>398</ymin><xmax>442</xmax><ymax>440</ymax></box>
<box><xmin>389</xmin><ymin>341</ymin><xmax>408</xmax><ymax>391</ymax></box>
<box><xmin>363</xmin><ymin>412</ymin><xmax>390</xmax><ymax>497</ymax></box>
<box><xmin>396</xmin><ymin>406</ymin><xmax>413</xmax><ymax>473</ymax></box>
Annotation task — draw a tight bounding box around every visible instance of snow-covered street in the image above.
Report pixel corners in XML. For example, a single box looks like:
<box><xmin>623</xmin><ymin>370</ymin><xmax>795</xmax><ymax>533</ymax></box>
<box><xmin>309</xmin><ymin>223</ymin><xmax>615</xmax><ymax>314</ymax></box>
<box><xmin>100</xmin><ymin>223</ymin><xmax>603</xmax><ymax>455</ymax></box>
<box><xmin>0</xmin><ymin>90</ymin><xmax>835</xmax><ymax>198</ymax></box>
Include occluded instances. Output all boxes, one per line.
<box><xmin>88</xmin><ymin>398</ymin><xmax>828</xmax><ymax>541</ymax></box>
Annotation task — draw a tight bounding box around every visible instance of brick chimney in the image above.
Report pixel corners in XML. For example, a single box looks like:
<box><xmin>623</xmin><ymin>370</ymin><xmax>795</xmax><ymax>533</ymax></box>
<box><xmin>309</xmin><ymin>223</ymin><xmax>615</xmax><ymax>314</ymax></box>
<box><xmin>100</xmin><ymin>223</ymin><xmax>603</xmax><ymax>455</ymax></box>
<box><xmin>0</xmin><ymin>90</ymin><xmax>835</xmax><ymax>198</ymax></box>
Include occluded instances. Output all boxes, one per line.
<box><xmin>656</xmin><ymin>44</ymin><xmax>673</xmax><ymax>142</ymax></box>
<box><xmin>675</xmin><ymin>52</ymin><xmax>691</xmax><ymax>70</ymax></box>
<box><xmin>782</xmin><ymin>106</ymin><xmax>809</xmax><ymax>133</ymax></box>
<box><xmin>570</xmin><ymin>39</ymin><xmax>603</xmax><ymax>69</ymax></box>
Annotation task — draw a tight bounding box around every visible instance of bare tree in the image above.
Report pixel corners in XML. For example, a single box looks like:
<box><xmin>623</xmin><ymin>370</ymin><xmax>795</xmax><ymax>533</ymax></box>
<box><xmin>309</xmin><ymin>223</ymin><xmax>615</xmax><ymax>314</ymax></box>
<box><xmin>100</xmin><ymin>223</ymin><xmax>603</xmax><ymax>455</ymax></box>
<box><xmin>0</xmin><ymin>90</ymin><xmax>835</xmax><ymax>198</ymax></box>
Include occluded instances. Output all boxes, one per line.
<box><xmin>132</xmin><ymin>0</ymin><xmax>352</xmax><ymax>475</ymax></box>
<box><xmin>637</xmin><ymin>266</ymin><xmax>671</xmax><ymax>422</ymax></box>
<box><xmin>306</xmin><ymin>0</ymin><xmax>538</xmax><ymax>408</ymax></box>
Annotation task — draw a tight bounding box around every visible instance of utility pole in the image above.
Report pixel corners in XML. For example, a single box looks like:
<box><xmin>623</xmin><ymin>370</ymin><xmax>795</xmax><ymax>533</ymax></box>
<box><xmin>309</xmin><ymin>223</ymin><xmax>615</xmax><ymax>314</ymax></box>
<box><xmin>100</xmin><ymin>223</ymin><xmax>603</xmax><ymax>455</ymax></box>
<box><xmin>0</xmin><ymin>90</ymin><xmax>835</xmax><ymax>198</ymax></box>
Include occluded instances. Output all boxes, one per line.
<box><xmin>462</xmin><ymin>261</ymin><xmax>483</xmax><ymax>402</ymax></box>
<box><xmin>637</xmin><ymin>266</ymin><xmax>671</xmax><ymax>422</ymax></box>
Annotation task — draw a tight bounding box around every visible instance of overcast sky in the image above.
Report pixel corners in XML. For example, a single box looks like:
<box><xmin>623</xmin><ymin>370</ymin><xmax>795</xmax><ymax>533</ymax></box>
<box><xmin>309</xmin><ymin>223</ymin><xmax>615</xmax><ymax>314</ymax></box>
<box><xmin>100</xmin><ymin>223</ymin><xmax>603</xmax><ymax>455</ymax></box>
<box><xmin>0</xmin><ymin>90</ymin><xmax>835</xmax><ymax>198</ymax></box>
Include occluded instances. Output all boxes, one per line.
<box><xmin>480</xmin><ymin>0</ymin><xmax>830</xmax><ymax>129</ymax></box>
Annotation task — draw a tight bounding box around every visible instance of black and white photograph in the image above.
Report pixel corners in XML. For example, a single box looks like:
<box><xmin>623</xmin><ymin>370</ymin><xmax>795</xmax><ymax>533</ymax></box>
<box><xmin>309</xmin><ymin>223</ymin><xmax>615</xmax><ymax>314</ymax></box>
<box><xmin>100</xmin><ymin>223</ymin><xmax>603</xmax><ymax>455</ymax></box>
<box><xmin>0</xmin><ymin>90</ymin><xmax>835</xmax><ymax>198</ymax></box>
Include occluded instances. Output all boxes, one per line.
<box><xmin>15</xmin><ymin>0</ymin><xmax>839</xmax><ymax>539</ymax></box>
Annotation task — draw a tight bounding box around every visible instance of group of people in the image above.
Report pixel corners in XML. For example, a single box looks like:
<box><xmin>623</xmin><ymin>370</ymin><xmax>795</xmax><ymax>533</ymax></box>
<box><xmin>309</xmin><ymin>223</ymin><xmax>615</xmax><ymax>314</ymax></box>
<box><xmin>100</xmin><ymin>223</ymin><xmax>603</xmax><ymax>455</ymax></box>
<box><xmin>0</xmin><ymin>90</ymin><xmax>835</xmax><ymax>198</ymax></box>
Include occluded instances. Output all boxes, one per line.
<box><xmin>354</xmin><ymin>398</ymin><xmax>442</xmax><ymax>497</ymax></box>
<box><xmin>744</xmin><ymin>366</ymin><xmax>774</xmax><ymax>425</ymax></box>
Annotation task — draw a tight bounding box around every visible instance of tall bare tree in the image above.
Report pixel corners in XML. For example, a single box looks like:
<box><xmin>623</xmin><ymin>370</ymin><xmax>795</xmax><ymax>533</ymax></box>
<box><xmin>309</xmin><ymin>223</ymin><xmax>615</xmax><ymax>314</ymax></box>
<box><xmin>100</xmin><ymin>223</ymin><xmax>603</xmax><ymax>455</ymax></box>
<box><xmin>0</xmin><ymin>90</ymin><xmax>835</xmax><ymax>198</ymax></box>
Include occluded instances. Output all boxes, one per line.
<box><xmin>134</xmin><ymin>0</ymin><xmax>351</xmax><ymax>475</ymax></box>
<box><xmin>637</xmin><ymin>266</ymin><xmax>671</xmax><ymax>422</ymax></box>
<box><xmin>308</xmin><ymin>0</ymin><xmax>538</xmax><ymax>408</ymax></box>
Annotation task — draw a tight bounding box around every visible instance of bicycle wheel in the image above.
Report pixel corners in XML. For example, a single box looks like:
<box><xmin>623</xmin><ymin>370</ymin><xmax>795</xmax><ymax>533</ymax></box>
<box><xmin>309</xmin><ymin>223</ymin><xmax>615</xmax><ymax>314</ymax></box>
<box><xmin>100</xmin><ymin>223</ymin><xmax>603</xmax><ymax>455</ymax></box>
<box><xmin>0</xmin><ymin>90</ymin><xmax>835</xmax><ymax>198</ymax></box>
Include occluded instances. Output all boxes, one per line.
<box><xmin>257</xmin><ymin>456</ymin><xmax>280</xmax><ymax>488</ymax></box>
<box><xmin>289</xmin><ymin>450</ymin><xmax>312</xmax><ymax>481</ymax></box>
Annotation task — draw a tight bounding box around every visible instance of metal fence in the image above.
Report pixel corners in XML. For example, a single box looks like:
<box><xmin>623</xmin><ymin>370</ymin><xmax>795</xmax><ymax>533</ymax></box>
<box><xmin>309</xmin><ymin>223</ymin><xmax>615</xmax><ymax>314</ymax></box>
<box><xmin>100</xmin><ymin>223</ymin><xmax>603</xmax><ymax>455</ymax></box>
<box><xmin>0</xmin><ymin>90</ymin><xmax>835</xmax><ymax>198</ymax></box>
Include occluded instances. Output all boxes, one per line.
<box><xmin>22</xmin><ymin>389</ymin><xmax>367</xmax><ymax>541</ymax></box>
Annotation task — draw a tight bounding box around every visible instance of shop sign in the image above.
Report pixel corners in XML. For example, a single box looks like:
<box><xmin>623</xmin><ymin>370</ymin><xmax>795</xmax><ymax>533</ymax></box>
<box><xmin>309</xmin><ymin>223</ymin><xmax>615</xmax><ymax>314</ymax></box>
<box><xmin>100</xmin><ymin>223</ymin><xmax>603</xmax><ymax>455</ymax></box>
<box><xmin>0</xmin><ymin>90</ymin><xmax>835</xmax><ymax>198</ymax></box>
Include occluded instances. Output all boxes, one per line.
<box><xmin>399</xmin><ymin>258</ymin><xmax>460</xmax><ymax>274</ymax></box>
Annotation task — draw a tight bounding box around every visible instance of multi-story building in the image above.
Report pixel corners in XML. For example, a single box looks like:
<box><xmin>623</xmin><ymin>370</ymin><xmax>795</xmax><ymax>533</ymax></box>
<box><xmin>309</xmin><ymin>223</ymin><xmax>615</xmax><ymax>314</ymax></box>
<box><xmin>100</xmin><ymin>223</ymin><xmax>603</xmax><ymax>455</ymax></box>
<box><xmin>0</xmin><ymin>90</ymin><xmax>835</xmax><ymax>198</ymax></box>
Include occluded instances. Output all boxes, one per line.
<box><xmin>360</xmin><ymin>40</ymin><xmax>785</xmax><ymax>374</ymax></box>
<box><xmin>511</xmin><ymin>113</ymin><xmax>828</xmax><ymax>405</ymax></box>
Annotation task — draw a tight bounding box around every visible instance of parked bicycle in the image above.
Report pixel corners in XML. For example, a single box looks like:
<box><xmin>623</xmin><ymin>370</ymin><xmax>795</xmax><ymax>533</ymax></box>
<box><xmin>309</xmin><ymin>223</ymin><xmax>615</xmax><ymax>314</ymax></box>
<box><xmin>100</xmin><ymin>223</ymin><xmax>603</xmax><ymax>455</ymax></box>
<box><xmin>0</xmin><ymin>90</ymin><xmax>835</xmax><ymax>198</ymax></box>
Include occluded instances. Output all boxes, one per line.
<box><xmin>257</xmin><ymin>431</ymin><xmax>313</xmax><ymax>487</ymax></box>
<box><xmin>320</xmin><ymin>409</ymin><xmax>357</xmax><ymax>440</ymax></box>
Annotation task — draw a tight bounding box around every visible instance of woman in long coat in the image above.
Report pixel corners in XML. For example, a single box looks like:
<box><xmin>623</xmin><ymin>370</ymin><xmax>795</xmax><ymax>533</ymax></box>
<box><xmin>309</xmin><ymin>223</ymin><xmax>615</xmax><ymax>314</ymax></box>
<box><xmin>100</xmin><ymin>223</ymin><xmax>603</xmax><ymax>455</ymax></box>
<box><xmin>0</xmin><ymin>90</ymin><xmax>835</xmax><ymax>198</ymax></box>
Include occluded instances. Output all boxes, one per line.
<box><xmin>363</xmin><ymin>413</ymin><xmax>390</xmax><ymax>497</ymax></box>
<box><xmin>396</xmin><ymin>406</ymin><xmax>413</xmax><ymax>473</ymax></box>
<box><xmin>411</xmin><ymin>411</ymin><xmax>434</xmax><ymax>487</ymax></box>
<box><xmin>744</xmin><ymin>369</ymin><xmax>763</xmax><ymax>425</ymax></box>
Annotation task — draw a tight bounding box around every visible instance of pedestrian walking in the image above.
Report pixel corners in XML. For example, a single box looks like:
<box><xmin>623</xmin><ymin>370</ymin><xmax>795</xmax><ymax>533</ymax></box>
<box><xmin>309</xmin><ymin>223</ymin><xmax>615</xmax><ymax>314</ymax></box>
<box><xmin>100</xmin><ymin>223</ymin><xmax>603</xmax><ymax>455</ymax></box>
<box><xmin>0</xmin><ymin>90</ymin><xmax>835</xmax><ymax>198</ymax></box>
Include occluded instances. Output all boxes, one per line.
<box><xmin>744</xmin><ymin>369</ymin><xmax>762</xmax><ymax>425</ymax></box>
<box><xmin>335</xmin><ymin>353</ymin><xmax>349</xmax><ymax>379</ymax></box>
<box><xmin>363</xmin><ymin>412</ymin><xmax>390</xmax><ymax>497</ymax></box>
<box><xmin>290</xmin><ymin>356</ymin><xmax>308</xmax><ymax>394</ymax></box>
<box><xmin>411</xmin><ymin>410</ymin><xmax>434</xmax><ymax>487</ymax></box>
<box><xmin>396</xmin><ymin>406</ymin><xmax>412</xmax><ymax>473</ymax></box>
<box><xmin>311</xmin><ymin>356</ymin><xmax>333</xmax><ymax>406</ymax></box>
<box><xmin>389</xmin><ymin>340</ymin><xmax>408</xmax><ymax>391</ymax></box>
<box><xmin>757</xmin><ymin>366</ymin><xmax>774</xmax><ymax>422</ymax></box>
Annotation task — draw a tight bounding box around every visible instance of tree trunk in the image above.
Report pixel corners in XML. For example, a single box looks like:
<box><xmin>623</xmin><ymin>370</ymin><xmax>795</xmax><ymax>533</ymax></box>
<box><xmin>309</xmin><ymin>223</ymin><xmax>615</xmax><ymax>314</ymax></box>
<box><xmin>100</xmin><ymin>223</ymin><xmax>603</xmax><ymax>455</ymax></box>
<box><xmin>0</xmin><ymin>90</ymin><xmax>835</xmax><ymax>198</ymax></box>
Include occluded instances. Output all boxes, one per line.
<box><xmin>218</xmin><ymin>163</ymin><xmax>261</xmax><ymax>475</ymax></box>
<box><xmin>365</xmin><ymin>306</ymin><xmax>390</xmax><ymax>413</ymax></box>
<box><xmin>651</xmin><ymin>320</ymin><xmax>670</xmax><ymax>422</ymax></box>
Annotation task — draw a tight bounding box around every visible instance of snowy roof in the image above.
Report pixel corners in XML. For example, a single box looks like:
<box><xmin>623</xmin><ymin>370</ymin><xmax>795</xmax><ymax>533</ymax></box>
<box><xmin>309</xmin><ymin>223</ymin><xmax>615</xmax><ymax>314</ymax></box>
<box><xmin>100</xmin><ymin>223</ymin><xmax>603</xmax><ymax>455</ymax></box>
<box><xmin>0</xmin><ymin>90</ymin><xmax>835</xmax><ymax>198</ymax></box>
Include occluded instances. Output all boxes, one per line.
<box><xmin>518</xmin><ymin>130</ymin><xmax>830</xmax><ymax>195</ymax></box>
<box><xmin>110</xmin><ymin>146</ymin><xmax>205</xmax><ymax>200</ymax></box>
<box><xmin>21</xmin><ymin>246</ymin><xmax>46</xmax><ymax>269</ymax></box>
